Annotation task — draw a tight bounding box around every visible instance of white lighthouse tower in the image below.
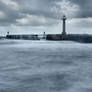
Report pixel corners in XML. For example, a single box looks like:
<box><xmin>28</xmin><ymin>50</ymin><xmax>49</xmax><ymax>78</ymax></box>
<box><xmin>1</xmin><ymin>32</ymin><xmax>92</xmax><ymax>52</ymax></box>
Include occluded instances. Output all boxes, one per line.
<box><xmin>62</xmin><ymin>15</ymin><xmax>67</xmax><ymax>36</ymax></box>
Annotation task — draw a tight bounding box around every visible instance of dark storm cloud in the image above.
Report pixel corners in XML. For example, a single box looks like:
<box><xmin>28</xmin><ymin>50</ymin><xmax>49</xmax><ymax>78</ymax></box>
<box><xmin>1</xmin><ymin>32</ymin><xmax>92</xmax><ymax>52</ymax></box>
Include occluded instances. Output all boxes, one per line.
<box><xmin>70</xmin><ymin>0</ymin><xmax>92</xmax><ymax>18</ymax></box>
<box><xmin>0</xmin><ymin>0</ymin><xmax>24</xmax><ymax>26</ymax></box>
<box><xmin>15</xmin><ymin>0</ymin><xmax>61</xmax><ymax>19</ymax></box>
<box><xmin>0</xmin><ymin>0</ymin><xmax>63</xmax><ymax>26</ymax></box>
<box><xmin>0</xmin><ymin>0</ymin><xmax>91</xmax><ymax>26</ymax></box>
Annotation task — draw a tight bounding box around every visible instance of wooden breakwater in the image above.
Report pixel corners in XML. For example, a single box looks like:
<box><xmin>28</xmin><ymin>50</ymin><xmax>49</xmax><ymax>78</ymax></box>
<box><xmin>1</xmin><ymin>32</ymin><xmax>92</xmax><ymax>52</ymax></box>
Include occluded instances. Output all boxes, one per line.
<box><xmin>6</xmin><ymin>34</ymin><xmax>40</xmax><ymax>40</ymax></box>
<box><xmin>0</xmin><ymin>36</ymin><xmax>6</xmax><ymax>40</ymax></box>
<box><xmin>46</xmin><ymin>34</ymin><xmax>92</xmax><ymax>43</ymax></box>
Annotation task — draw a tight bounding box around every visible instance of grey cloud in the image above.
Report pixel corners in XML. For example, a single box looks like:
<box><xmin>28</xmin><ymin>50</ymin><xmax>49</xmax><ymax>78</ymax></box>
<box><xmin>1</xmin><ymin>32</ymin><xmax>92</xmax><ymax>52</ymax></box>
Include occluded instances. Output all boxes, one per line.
<box><xmin>0</xmin><ymin>1</ymin><xmax>22</xmax><ymax>25</ymax></box>
<box><xmin>70</xmin><ymin>0</ymin><xmax>92</xmax><ymax>18</ymax></box>
<box><xmin>0</xmin><ymin>0</ymin><xmax>91</xmax><ymax>26</ymax></box>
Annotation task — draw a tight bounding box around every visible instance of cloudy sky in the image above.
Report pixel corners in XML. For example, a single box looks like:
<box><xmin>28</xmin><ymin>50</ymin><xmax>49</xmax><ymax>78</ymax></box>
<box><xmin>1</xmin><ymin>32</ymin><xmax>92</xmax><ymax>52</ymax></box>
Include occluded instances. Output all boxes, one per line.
<box><xmin>0</xmin><ymin>0</ymin><xmax>92</xmax><ymax>35</ymax></box>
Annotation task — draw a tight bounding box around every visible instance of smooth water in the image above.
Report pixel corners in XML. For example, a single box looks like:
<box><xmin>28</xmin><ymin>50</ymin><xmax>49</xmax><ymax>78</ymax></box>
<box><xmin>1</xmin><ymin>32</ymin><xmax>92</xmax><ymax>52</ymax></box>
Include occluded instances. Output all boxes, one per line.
<box><xmin>0</xmin><ymin>40</ymin><xmax>92</xmax><ymax>92</ymax></box>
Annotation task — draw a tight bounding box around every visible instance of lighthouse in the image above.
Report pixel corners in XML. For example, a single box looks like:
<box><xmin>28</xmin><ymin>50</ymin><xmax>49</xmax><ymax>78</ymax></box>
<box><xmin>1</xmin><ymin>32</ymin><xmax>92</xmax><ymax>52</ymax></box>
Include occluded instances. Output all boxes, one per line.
<box><xmin>62</xmin><ymin>15</ymin><xmax>66</xmax><ymax>36</ymax></box>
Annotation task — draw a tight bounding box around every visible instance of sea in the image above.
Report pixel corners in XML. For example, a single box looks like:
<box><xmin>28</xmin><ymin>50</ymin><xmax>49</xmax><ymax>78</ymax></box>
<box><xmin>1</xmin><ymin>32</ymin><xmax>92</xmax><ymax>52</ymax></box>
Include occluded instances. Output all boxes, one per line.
<box><xmin>0</xmin><ymin>39</ymin><xmax>92</xmax><ymax>92</ymax></box>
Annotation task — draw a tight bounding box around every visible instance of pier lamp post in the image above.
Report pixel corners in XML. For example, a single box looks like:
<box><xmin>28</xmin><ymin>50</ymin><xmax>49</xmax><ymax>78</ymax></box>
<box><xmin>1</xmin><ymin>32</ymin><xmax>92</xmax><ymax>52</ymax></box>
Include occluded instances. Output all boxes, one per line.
<box><xmin>7</xmin><ymin>31</ymin><xmax>9</xmax><ymax>35</ymax></box>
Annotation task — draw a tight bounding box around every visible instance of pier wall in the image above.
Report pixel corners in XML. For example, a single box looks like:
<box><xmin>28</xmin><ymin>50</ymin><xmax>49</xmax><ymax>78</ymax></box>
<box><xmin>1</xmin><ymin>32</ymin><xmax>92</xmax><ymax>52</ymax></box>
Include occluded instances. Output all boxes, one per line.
<box><xmin>46</xmin><ymin>34</ymin><xmax>92</xmax><ymax>43</ymax></box>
